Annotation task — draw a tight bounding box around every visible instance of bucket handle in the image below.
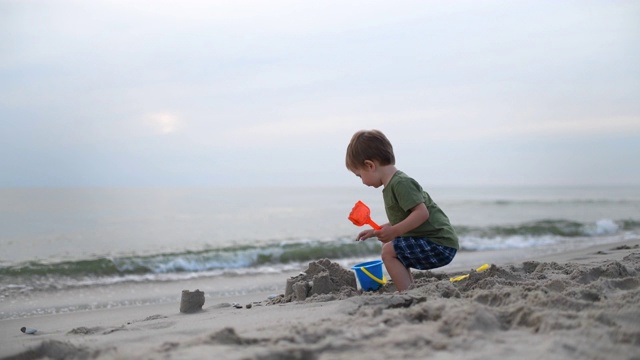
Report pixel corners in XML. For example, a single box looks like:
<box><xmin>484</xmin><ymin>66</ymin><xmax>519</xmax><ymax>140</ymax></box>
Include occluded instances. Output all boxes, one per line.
<box><xmin>360</xmin><ymin>266</ymin><xmax>387</xmax><ymax>285</ymax></box>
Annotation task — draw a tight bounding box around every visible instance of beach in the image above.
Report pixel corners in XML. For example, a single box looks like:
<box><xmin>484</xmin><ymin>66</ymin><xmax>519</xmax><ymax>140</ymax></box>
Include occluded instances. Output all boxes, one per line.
<box><xmin>2</xmin><ymin>239</ymin><xmax>639</xmax><ymax>360</ymax></box>
<box><xmin>3</xmin><ymin>0</ymin><xmax>639</xmax><ymax>357</ymax></box>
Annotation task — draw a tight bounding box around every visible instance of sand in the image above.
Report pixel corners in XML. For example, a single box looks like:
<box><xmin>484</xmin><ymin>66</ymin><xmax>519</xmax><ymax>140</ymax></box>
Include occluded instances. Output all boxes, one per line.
<box><xmin>2</xmin><ymin>240</ymin><xmax>640</xmax><ymax>360</ymax></box>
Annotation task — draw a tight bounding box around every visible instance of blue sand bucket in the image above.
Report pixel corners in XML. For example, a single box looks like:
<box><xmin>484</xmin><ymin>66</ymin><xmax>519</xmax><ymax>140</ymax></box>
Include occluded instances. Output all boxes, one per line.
<box><xmin>351</xmin><ymin>260</ymin><xmax>387</xmax><ymax>291</ymax></box>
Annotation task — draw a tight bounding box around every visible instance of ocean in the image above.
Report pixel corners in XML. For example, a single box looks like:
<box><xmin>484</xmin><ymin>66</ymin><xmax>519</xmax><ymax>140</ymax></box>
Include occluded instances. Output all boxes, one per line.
<box><xmin>1</xmin><ymin>186</ymin><xmax>640</xmax><ymax>318</ymax></box>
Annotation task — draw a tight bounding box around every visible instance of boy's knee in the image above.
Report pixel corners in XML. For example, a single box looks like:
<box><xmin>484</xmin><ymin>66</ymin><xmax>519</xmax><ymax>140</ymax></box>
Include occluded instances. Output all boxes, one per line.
<box><xmin>381</xmin><ymin>242</ymin><xmax>396</xmax><ymax>260</ymax></box>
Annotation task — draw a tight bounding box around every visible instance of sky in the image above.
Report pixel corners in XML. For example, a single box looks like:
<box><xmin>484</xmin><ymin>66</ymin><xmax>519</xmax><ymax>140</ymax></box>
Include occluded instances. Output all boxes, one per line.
<box><xmin>1</xmin><ymin>0</ymin><xmax>639</xmax><ymax>187</ymax></box>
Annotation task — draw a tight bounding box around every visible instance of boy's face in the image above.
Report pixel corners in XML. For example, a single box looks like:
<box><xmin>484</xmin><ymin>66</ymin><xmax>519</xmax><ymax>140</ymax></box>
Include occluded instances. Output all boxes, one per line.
<box><xmin>351</xmin><ymin>161</ymin><xmax>382</xmax><ymax>188</ymax></box>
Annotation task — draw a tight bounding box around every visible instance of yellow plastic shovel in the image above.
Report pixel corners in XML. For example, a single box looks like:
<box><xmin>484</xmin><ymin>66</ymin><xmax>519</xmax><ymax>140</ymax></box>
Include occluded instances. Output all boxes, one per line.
<box><xmin>449</xmin><ymin>264</ymin><xmax>490</xmax><ymax>282</ymax></box>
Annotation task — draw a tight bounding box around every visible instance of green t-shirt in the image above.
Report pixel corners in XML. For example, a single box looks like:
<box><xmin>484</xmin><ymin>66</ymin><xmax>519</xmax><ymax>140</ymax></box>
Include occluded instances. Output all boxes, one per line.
<box><xmin>382</xmin><ymin>171</ymin><xmax>459</xmax><ymax>249</ymax></box>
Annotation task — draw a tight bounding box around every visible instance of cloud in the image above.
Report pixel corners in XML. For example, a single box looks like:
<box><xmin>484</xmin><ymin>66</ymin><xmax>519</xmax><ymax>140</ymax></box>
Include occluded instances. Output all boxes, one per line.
<box><xmin>146</xmin><ymin>112</ymin><xmax>181</xmax><ymax>135</ymax></box>
<box><xmin>506</xmin><ymin>116</ymin><xmax>640</xmax><ymax>138</ymax></box>
<box><xmin>395</xmin><ymin>113</ymin><xmax>640</xmax><ymax>143</ymax></box>
<box><xmin>1</xmin><ymin>0</ymin><xmax>639</xmax><ymax>187</ymax></box>
<box><xmin>218</xmin><ymin>117</ymin><xmax>357</xmax><ymax>147</ymax></box>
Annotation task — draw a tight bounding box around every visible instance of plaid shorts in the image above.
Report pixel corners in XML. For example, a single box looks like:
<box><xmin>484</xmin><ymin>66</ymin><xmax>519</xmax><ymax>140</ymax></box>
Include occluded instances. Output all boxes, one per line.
<box><xmin>392</xmin><ymin>237</ymin><xmax>457</xmax><ymax>270</ymax></box>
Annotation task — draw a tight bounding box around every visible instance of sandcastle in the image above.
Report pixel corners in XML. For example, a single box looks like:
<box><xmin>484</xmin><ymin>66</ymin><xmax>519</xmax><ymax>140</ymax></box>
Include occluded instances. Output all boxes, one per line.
<box><xmin>282</xmin><ymin>258</ymin><xmax>359</xmax><ymax>302</ymax></box>
<box><xmin>180</xmin><ymin>289</ymin><xmax>205</xmax><ymax>313</ymax></box>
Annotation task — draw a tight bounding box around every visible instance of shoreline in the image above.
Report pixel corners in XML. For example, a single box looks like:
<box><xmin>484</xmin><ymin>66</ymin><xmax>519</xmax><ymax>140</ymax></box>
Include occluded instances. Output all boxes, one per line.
<box><xmin>1</xmin><ymin>238</ymin><xmax>639</xmax><ymax>359</ymax></box>
<box><xmin>1</xmin><ymin>237</ymin><xmax>619</xmax><ymax>322</ymax></box>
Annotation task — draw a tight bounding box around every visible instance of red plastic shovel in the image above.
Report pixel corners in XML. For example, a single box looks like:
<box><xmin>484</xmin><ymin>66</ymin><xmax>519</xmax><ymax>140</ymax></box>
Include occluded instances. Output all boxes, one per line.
<box><xmin>348</xmin><ymin>201</ymin><xmax>382</xmax><ymax>230</ymax></box>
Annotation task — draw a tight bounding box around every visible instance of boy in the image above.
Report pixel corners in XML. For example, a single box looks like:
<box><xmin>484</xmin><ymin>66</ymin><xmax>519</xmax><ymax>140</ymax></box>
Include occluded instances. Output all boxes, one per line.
<box><xmin>346</xmin><ymin>129</ymin><xmax>459</xmax><ymax>291</ymax></box>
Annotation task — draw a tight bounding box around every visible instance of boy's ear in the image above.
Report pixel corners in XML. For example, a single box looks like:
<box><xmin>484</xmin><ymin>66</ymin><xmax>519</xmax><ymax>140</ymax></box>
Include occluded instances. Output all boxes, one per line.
<box><xmin>363</xmin><ymin>160</ymin><xmax>376</xmax><ymax>170</ymax></box>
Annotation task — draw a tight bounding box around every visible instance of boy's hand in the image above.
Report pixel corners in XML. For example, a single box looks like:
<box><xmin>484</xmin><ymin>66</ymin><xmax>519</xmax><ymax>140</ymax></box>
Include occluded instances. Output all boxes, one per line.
<box><xmin>373</xmin><ymin>224</ymin><xmax>398</xmax><ymax>243</ymax></box>
<box><xmin>356</xmin><ymin>229</ymin><xmax>376</xmax><ymax>241</ymax></box>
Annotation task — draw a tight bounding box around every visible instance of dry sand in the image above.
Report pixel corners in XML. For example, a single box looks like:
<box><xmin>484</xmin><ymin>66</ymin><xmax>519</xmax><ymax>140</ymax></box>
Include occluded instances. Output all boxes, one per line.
<box><xmin>2</xmin><ymin>240</ymin><xmax>640</xmax><ymax>360</ymax></box>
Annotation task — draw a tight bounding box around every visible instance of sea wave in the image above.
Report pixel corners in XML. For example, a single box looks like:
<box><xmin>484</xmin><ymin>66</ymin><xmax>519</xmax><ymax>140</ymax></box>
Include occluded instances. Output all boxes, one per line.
<box><xmin>0</xmin><ymin>239</ymin><xmax>382</xmax><ymax>278</ymax></box>
<box><xmin>455</xmin><ymin>218</ymin><xmax>630</xmax><ymax>239</ymax></box>
<box><xmin>456</xmin><ymin>218</ymin><xmax>638</xmax><ymax>251</ymax></box>
<box><xmin>1</xmin><ymin>218</ymin><xmax>637</xmax><ymax>281</ymax></box>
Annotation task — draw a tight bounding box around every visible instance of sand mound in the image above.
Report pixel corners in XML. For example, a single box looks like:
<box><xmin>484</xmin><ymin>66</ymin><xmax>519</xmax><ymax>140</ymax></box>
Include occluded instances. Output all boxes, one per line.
<box><xmin>271</xmin><ymin>258</ymin><xmax>359</xmax><ymax>303</ymax></box>
<box><xmin>3</xmin><ymin>340</ymin><xmax>114</xmax><ymax>360</ymax></box>
<box><xmin>259</xmin><ymin>249</ymin><xmax>640</xmax><ymax>359</ymax></box>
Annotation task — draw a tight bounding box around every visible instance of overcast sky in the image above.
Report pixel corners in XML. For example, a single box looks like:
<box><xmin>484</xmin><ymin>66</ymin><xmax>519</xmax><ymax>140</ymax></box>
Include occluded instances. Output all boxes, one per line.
<box><xmin>1</xmin><ymin>0</ymin><xmax>639</xmax><ymax>187</ymax></box>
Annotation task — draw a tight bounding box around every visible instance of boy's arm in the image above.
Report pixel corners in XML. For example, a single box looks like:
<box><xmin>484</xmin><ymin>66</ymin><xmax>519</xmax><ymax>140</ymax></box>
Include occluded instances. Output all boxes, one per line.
<box><xmin>393</xmin><ymin>203</ymin><xmax>429</xmax><ymax>235</ymax></box>
<box><xmin>375</xmin><ymin>203</ymin><xmax>429</xmax><ymax>242</ymax></box>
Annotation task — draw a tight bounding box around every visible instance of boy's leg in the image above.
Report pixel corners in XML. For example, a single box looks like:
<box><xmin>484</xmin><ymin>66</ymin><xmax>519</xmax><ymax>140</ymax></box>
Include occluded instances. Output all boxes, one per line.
<box><xmin>381</xmin><ymin>242</ymin><xmax>413</xmax><ymax>291</ymax></box>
